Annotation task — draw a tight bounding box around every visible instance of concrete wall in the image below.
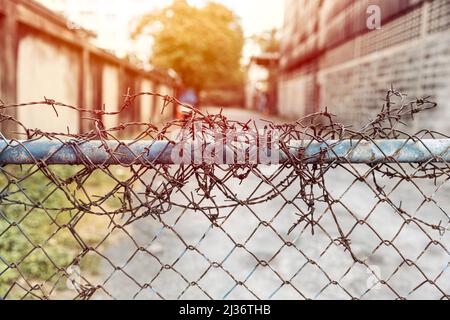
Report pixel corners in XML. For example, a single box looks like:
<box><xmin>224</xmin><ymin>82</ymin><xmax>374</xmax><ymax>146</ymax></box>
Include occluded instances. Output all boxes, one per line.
<box><xmin>0</xmin><ymin>0</ymin><xmax>178</xmax><ymax>137</ymax></box>
<box><xmin>17</xmin><ymin>33</ymin><xmax>81</xmax><ymax>132</ymax></box>
<box><xmin>0</xmin><ymin>0</ymin><xmax>19</xmax><ymax>135</ymax></box>
<box><xmin>279</xmin><ymin>0</ymin><xmax>450</xmax><ymax>132</ymax></box>
<box><xmin>102</xmin><ymin>63</ymin><xmax>120</xmax><ymax>129</ymax></box>
<box><xmin>279</xmin><ymin>71</ymin><xmax>315</xmax><ymax>118</ymax></box>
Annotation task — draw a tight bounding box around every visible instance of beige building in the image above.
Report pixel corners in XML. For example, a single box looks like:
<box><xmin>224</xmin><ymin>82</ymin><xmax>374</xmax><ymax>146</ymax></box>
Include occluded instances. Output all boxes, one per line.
<box><xmin>279</xmin><ymin>0</ymin><xmax>450</xmax><ymax>132</ymax></box>
<box><xmin>0</xmin><ymin>0</ymin><xmax>178</xmax><ymax>136</ymax></box>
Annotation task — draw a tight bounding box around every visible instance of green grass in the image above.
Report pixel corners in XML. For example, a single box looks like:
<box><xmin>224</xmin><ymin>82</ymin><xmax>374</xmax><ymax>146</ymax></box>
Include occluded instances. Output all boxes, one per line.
<box><xmin>0</xmin><ymin>165</ymin><xmax>128</xmax><ymax>299</ymax></box>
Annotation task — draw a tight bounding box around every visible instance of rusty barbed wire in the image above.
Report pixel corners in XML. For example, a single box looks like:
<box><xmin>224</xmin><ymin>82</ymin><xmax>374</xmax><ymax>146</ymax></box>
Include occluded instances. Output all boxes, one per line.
<box><xmin>0</xmin><ymin>88</ymin><xmax>449</xmax><ymax>300</ymax></box>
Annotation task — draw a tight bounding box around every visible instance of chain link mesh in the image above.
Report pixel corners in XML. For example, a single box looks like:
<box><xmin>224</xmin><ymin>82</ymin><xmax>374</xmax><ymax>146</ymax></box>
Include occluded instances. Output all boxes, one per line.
<box><xmin>0</xmin><ymin>89</ymin><xmax>448</xmax><ymax>300</ymax></box>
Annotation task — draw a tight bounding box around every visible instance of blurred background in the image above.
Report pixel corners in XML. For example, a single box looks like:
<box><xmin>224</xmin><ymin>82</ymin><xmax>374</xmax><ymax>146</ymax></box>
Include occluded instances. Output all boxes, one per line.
<box><xmin>0</xmin><ymin>0</ymin><xmax>449</xmax><ymax>134</ymax></box>
<box><xmin>0</xmin><ymin>0</ymin><xmax>448</xmax><ymax>132</ymax></box>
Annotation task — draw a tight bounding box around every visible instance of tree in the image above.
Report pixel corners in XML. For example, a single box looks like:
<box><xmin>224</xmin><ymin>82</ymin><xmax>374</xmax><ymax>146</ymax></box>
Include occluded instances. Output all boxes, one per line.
<box><xmin>132</xmin><ymin>0</ymin><xmax>244</xmax><ymax>94</ymax></box>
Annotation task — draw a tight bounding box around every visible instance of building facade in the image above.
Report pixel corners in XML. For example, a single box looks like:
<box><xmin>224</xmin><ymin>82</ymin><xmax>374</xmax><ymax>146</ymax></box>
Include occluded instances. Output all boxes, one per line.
<box><xmin>279</xmin><ymin>0</ymin><xmax>450</xmax><ymax>132</ymax></box>
<box><xmin>0</xmin><ymin>0</ymin><xmax>178</xmax><ymax>136</ymax></box>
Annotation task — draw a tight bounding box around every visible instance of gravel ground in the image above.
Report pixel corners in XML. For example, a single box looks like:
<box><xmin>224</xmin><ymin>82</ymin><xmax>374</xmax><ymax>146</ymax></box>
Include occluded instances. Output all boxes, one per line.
<box><xmin>91</xmin><ymin>108</ymin><xmax>450</xmax><ymax>300</ymax></box>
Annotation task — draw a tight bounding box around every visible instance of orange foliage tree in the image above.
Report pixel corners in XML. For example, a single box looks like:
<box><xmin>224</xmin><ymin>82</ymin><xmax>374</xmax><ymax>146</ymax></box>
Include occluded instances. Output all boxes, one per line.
<box><xmin>133</xmin><ymin>0</ymin><xmax>244</xmax><ymax>94</ymax></box>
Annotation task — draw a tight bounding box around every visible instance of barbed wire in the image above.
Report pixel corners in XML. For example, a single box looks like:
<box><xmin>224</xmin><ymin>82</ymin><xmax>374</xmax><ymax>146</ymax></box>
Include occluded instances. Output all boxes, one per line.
<box><xmin>0</xmin><ymin>88</ymin><xmax>448</xmax><ymax>300</ymax></box>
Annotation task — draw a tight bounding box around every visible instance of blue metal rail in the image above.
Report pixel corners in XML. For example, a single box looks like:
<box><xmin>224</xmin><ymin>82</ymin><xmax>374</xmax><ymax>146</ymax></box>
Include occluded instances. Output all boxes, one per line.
<box><xmin>0</xmin><ymin>139</ymin><xmax>449</xmax><ymax>165</ymax></box>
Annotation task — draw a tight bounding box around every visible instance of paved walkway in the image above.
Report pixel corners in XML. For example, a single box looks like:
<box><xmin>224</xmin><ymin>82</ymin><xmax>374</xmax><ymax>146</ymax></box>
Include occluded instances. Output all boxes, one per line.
<box><xmin>92</xmin><ymin>109</ymin><xmax>450</xmax><ymax>300</ymax></box>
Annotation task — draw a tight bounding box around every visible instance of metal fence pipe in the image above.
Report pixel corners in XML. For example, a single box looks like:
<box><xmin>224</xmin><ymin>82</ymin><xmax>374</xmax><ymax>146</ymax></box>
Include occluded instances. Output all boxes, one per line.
<box><xmin>0</xmin><ymin>139</ymin><xmax>449</xmax><ymax>165</ymax></box>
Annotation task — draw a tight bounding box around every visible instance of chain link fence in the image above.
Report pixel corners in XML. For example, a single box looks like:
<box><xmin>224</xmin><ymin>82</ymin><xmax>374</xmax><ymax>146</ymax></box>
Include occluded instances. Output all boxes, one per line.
<box><xmin>0</xmin><ymin>90</ymin><xmax>449</xmax><ymax>300</ymax></box>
